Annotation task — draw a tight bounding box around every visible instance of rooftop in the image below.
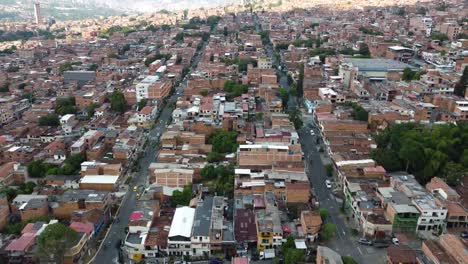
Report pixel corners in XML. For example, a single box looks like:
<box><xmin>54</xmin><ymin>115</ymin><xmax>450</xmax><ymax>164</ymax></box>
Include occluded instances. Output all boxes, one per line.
<box><xmin>168</xmin><ymin>206</ymin><xmax>195</xmax><ymax>238</ymax></box>
<box><xmin>192</xmin><ymin>196</ymin><xmax>214</xmax><ymax>237</ymax></box>
<box><xmin>343</xmin><ymin>58</ymin><xmax>414</xmax><ymax>71</ymax></box>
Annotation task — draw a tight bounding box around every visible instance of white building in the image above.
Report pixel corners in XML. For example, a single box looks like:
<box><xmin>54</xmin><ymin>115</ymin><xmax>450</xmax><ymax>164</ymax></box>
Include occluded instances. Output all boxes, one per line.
<box><xmin>135</xmin><ymin>75</ymin><xmax>160</xmax><ymax>102</ymax></box>
<box><xmin>168</xmin><ymin>206</ymin><xmax>195</xmax><ymax>256</ymax></box>
<box><xmin>413</xmin><ymin>194</ymin><xmax>447</xmax><ymax>232</ymax></box>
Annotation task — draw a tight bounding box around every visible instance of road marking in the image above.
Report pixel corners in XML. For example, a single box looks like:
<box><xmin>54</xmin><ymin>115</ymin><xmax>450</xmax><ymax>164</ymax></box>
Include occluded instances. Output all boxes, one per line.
<box><xmin>357</xmin><ymin>247</ymin><xmax>363</xmax><ymax>255</ymax></box>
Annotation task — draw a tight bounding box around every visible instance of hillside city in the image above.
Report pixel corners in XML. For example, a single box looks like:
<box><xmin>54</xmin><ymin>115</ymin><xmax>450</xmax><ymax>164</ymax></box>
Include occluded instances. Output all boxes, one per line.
<box><xmin>0</xmin><ymin>0</ymin><xmax>467</xmax><ymax>264</ymax></box>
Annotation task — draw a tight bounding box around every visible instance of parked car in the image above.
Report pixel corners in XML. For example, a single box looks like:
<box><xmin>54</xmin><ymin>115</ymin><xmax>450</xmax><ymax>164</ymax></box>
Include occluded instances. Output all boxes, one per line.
<box><xmin>392</xmin><ymin>237</ymin><xmax>400</xmax><ymax>245</ymax></box>
<box><xmin>358</xmin><ymin>237</ymin><xmax>373</xmax><ymax>245</ymax></box>
<box><xmin>325</xmin><ymin>180</ymin><xmax>332</xmax><ymax>189</ymax></box>
<box><xmin>461</xmin><ymin>231</ymin><xmax>468</xmax><ymax>239</ymax></box>
<box><xmin>310</xmin><ymin>130</ymin><xmax>315</xmax><ymax>136</ymax></box>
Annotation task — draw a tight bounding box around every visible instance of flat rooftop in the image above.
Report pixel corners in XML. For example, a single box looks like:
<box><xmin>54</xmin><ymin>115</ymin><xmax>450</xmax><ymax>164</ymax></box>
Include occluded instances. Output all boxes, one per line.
<box><xmin>343</xmin><ymin>58</ymin><xmax>414</xmax><ymax>71</ymax></box>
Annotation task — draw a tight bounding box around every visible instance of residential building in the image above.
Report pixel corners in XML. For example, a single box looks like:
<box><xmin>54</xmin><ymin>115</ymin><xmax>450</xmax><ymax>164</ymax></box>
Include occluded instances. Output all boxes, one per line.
<box><xmin>167</xmin><ymin>206</ymin><xmax>195</xmax><ymax>256</ymax></box>
<box><xmin>300</xmin><ymin>210</ymin><xmax>322</xmax><ymax>242</ymax></box>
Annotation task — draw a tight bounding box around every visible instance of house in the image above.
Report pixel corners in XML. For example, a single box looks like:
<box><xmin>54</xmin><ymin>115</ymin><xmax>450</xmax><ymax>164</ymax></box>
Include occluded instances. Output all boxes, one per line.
<box><xmin>234</xmin><ymin>209</ymin><xmax>257</xmax><ymax>244</ymax></box>
<box><xmin>0</xmin><ymin>194</ymin><xmax>10</xmax><ymax>230</ymax></box>
<box><xmin>167</xmin><ymin>206</ymin><xmax>195</xmax><ymax>256</ymax></box>
<box><xmin>237</xmin><ymin>144</ymin><xmax>302</xmax><ymax>166</ymax></box>
<box><xmin>79</xmin><ymin>175</ymin><xmax>119</xmax><ymax>191</ymax></box>
<box><xmin>52</xmin><ymin>189</ymin><xmax>110</xmax><ymax>219</ymax></box>
<box><xmin>11</xmin><ymin>194</ymin><xmax>49</xmax><ymax>222</ymax></box>
<box><xmin>387</xmin><ymin>245</ymin><xmax>418</xmax><ymax>264</ymax></box>
<box><xmin>63</xmin><ymin>232</ymin><xmax>90</xmax><ymax>264</ymax></box>
<box><xmin>300</xmin><ymin>210</ymin><xmax>322</xmax><ymax>242</ymax></box>
<box><xmin>149</xmin><ymin>163</ymin><xmax>195</xmax><ymax>188</ymax></box>
<box><xmin>316</xmin><ymin>246</ymin><xmax>343</xmax><ymax>264</ymax></box>
<box><xmin>191</xmin><ymin>196</ymin><xmax>213</xmax><ymax>257</ymax></box>
<box><xmin>45</xmin><ymin>175</ymin><xmax>80</xmax><ymax>189</ymax></box>
<box><xmin>124</xmin><ymin>200</ymin><xmax>160</xmax><ymax>261</ymax></box>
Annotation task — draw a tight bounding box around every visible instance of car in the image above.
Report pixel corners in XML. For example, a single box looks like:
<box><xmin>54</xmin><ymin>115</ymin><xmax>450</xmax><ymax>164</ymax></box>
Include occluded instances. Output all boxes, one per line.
<box><xmin>392</xmin><ymin>237</ymin><xmax>400</xmax><ymax>245</ymax></box>
<box><xmin>310</xmin><ymin>130</ymin><xmax>315</xmax><ymax>136</ymax></box>
<box><xmin>358</xmin><ymin>237</ymin><xmax>373</xmax><ymax>245</ymax></box>
<box><xmin>325</xmin><ymin>180</ymin><xmax>332</xmax><ymax>189</ymax></box>
<box><xmin>133</xmin><ymin>186</ymin><xmax>138</xmax><ymax>192</ymax></box>
<box><xmin>461</xmin><ymin>231</ymin><xmax>468</xmax><ymax>239</ymax></box>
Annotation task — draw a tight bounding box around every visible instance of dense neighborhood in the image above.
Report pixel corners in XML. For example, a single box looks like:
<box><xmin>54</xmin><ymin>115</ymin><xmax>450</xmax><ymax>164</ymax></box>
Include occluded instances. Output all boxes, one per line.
<box><xmin>0</xmin><ymin>1</ymin><xmax>468</xmax><ymax>264</ymax></box>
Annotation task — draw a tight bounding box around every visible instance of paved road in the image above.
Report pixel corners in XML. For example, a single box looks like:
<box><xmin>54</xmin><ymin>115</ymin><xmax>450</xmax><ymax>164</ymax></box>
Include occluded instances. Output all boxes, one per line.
<box><xmin>254</xmin><ymin>13</ymin><xmax>297</xmax><ymax>110</ymax></box>
<box><xmin>298</xmin><ymin>123</ymin><xmax>385</xmax><ymax>264</ymax></box>
<box><xmin>92</xmin><ymin>43</ymin><xmax>205</xmax><ymax>264</ymax></box>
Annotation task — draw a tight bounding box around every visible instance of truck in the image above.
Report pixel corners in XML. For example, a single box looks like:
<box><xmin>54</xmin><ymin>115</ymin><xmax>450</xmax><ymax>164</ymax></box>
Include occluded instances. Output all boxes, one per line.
<box><xmin>259</xmin><ymin>249</ymin><xmax>275</xmax><ymax>260</ymax></box>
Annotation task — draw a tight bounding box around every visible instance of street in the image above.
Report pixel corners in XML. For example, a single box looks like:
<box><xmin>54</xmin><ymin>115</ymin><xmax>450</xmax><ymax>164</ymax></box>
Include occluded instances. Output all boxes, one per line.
<box><xmin>92</xmin><ymin>42</ymin><xmax>205</xmax><ymax>264</ymax></box>
<box><xmin>298</xmin><ymin>124</ymin><xmax>386</xmax><ymax>264</ymax></box>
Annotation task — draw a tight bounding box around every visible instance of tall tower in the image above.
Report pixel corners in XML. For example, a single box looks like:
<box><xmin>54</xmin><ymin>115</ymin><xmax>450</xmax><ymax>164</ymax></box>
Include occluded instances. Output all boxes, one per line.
<box><xmin>34</xmin><ymin>2</ymin><xmax>41</xmax><ymax>24</ymax></box>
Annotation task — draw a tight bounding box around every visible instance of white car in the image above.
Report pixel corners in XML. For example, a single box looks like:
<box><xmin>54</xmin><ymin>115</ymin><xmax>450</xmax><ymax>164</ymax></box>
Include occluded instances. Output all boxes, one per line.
<box><xmin>325</xmin><ymin>180</ymin><xmax>332</xmax><ymax>189</ymax></box>
<box><xmin>392</xmin><ymin>237</ymin><xmax>400</xmax><ymax>245</ymax></box>
<box><xmin>310</xmin><ymin>130</ymin><xmax>315</xmax><ymax>136</ymax></box>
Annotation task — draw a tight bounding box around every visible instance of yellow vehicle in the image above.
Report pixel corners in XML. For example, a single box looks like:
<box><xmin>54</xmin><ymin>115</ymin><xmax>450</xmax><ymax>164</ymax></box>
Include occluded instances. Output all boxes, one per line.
<box><xmin>133</xmin><ymin>186</ymin><xmax>138</xmax><ymax>192</ymax></box>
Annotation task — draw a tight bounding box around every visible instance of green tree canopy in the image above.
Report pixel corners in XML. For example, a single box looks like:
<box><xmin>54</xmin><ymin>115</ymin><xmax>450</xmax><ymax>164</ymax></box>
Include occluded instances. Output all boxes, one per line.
<box><xmin>38</xmin><ymin>114</ymin><xmax>60</xmax><ymax>126</ymax></box>
<box><xmin>454</xmin><ymin>66</ymin><xmax>468</xmax><ymax>97</ymax></box>
<box><xmin>358</xmin><ymin>43</ymin><xmax>371</xmax><ymax>56</ymax></box>
<box><xmin>319</xmin><ymin>208</ymin><xmax>329</xmax><ymax>221</ymax></box>
<box><xmin>55</xmin><ymin>97</ymin><xmax>76</xmax><ymax>115</ymax></box>
<box><xmin>170</xmin><ymin>185</ymin><xmax>192</xmax><ymax>207</ymax></box>
<box><xmin>37</xmin><ymin>223</ymin><xmax>79</xmax><ymax>263</ymax></box>
<box><xmin>373</xmin><ymin>123</ymin><xmax>468</xmax><ymax>184</ymax></box>
<box><xmin>321</xmin><ymin>223</ymin><xmax>337</xmax><ymax>241</ymax></box>
<box><xmin>110</xmin><ymin>91</ymin><xmax>127</xmax><ymax>114</ymax></box>
<box><xmin>208</xmin><ymin>130</ymin><xmax>239</xmax><ymax>153</ymax></box>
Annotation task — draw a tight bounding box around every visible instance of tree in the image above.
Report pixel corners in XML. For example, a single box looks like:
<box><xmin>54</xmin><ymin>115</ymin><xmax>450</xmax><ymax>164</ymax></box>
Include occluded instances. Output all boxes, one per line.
<box><xmin>358</xmin><ymin>43</ymin><xmax>370</xmax><ymax>56</ymax></box>
<box><xmin>443</xmin><ymin>162</ymin><xmax>466</xmax><ymax>186</ymax></box>
<box><xmin>209</xmin><ymin>130</ymin><xmax>238</xmax><ymax>153</ymax></box>
<box><xmin>170</xmin><ymin>185</ymin><xmax>192</xmax><ymax>207</ymax></box>
<box><xmin>110</xmin><ymin>91</ymin><xmax>127</xmax><ymax>114</ymax></box>
<box><xmin>342</xmin><ymin>256</ymin><xmax>359</xmax><ymax>264</ymax></box>
<box><xmin>278</xmin><ymin>88</ymin><xmax>289</xmax><ymax>110</ymax></box>
<box><xmin>297</xmin><ymin>64</ymin><xmax>304</xmax><ymax>97</ymax></box>
<box><xmin>107</xmin><ymin>53</ymin><xmax>119</xmax><ymax>59</ymax></box>
<box><xmin>223</xmin><ymin>80</ymin><xmax>248</xmax><ymax>98</ymax></box>
<box><xmin>39</xmin><ymin>114</ymin><xmax>60</xmax><ymax>126</ymax></box>
<box><xmin>344</xmin><ymin>102</ymin><xmax>368</xmax><ymax>121</ymax></box>
<box><xmin>87</xmin><ymin>63</ymin><xmax>98</xmax><ymax>71</ymax></box>
<box><xmin>454</xmin><ymin>66</ymin><xmax>468</xmax><ymax>97</ymax></box>
<box><xmin>137</xmin><ymin>99</ymin><xmax>147</xmax><ymax>110</ymax></box>
<box><xmin>370</xmin><ymin>149</ymin><xmax>402</xmax><ymax>172</ymax></box>
<box><xmin>59</xmin><ymin>62</ymin><xmax>73</xmax><ymax>73</ymax></box>
<box><xmin>321</xmin><ymin>223</ymin><xmax>337</xmax><ymax>241</ymax></box>
<box><xmin>27</xmin><ymin>160</ymin><xmax>57</xmax><ymax>178</ymax></box>
<box><xmin>55</xmin><ymin>97</ymin><xmax>76</xmax><ymax>115</ymax></box>
<box><xmin>319</xmin><ymin>208</ymin><xmax>329</xmax><ymax>220</ymax></box>
<box><xmin>0</xmin><ymin>82</ymin><xmax>10</xmax><ymax>92</ymax></box>
<box><xmin>86</xmin><ymin>103</ymin><xmax>100</xmax><ymax>118</ymax></box>
<box><xmin>207</xmin><ymin>152</ymin><xmax>225</xmax><ymax>163</ymax></box>
<box><xmin>325</xmin><ymin>164</ymin><xmax>334</xmax><ymax>177</ymax></box>
<box><xmin>288</xmin><ymin>108</ymin><xmax>303</xmax><ymax>130</ymax></box>
<box><xmin>201</xmin><ymin>165</ymin><xmax>216</xmax><ymax>180</ymax></box>
<box><xmin>37</xmin><ymin>223</ymin><xmax>79</xmax><ymax>263</ymax></box>
<box><xmin>431</xmin><ymin>31</ymin><xmax>449</xmax><ymax>42</ymax></box>
<box><xmin>7</xmin><ymin>65</ymin><xmax>19</xmax><ymax>72</ymax></box>
<box><xmin>285</xmin><ymin>249</ymin><xmax>305</xmax><ymax>264</ymax></box>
